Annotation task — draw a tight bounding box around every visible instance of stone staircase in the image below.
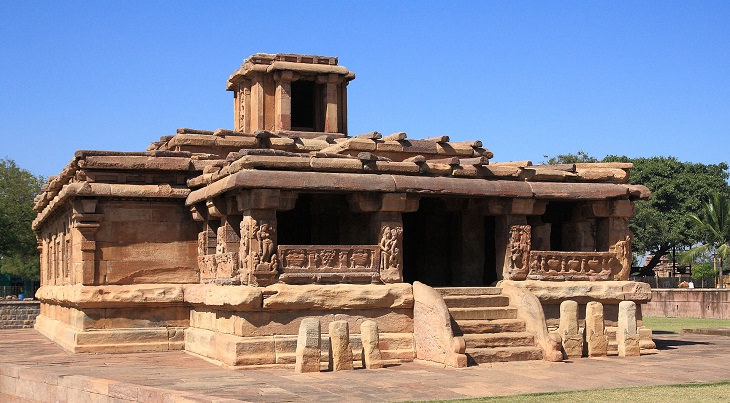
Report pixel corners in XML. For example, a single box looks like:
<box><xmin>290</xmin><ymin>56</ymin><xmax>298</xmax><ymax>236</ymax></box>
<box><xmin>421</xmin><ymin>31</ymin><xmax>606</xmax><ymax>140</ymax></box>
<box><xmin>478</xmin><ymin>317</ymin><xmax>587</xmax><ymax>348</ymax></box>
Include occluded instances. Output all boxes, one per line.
<box><xmin>436</xmin><ymin>287</ymin><xmax>543</xmax><ymax>364</ymax></box>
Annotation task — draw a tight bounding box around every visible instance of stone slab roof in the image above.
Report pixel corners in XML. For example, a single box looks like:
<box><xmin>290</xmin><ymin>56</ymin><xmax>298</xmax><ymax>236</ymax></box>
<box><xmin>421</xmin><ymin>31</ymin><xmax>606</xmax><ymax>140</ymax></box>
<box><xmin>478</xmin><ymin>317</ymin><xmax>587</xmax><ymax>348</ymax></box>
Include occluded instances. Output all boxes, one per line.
<box><xmin>34</xmin><ymin>128</ymin><xmax>650</xmax><ymax>230</ymax></box>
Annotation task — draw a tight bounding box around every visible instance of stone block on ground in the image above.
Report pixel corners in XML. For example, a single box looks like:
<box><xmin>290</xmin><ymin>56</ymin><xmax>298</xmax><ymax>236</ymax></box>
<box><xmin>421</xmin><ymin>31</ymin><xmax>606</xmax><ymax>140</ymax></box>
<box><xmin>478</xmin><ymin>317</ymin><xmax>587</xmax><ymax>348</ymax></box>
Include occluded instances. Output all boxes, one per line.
<box><xmin>328</xmin><ymin>320</ymin><xmax>354</xmax><ymax>371</ymax></box>
<box><xmin>295</xmin><ymin>318</ymin><xmax>321</xmax><ymax>373</ymax></box>
<box><xmin>618</xmin><ymin>300</ymin><xmax>640</xmax><ymax>357</ymax></box>
<box><xmin>360</xmin><ymin>320</ymin><xmax>383</xmax><ymax>369</ymax></box>
<box><xmin>558</xmin><ymin>299</ymin><xmax>583</xmax><ymax>359</ymax></box>
<box><xmin>584</xmin><ymin>301</ymin><xmax>608</xmax><ymax>357</ymax></box>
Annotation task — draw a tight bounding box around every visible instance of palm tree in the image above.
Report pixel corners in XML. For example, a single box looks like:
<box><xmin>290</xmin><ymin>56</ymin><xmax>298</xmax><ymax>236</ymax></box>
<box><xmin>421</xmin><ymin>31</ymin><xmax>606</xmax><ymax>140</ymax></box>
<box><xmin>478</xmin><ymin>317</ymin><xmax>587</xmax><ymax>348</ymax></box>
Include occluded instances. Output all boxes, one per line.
<box><xmin>684</xmin><ymin>193</ymin><xmax>730</xmax><ymax>287</ymax></box>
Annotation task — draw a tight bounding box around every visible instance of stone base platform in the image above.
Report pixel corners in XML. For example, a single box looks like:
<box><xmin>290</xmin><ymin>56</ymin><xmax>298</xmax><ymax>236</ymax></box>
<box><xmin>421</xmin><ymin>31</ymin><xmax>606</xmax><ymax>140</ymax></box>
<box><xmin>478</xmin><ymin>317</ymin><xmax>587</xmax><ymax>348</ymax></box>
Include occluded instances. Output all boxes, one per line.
<box><xmin>3</xmin><ymin>329</ymin><xmax>730</xmax><ymax>402</ymax></box>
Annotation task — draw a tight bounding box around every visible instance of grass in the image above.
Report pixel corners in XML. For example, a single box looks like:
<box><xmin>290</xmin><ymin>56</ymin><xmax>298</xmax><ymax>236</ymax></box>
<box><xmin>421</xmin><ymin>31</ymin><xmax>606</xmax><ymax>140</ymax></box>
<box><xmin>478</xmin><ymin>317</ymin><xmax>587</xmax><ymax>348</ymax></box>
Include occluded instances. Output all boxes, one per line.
<box><xmin>642</xmin><ymin>316</ymin><xmax>730</xmax><ymax>333</ymax></box>
<box><xmin>427</xmin><ymin>381</ymin><xmax>730</xmax><ymax>402</ymax></box>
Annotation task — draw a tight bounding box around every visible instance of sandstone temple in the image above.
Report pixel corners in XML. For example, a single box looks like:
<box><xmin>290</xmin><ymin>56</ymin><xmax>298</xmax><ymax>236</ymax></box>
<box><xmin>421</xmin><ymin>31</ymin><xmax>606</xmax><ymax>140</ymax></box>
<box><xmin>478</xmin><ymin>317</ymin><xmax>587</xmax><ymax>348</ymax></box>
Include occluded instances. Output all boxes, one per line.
<box><xmin>32</xmin><ymin>53</ymin><xmax>654</xmax><ymax>369</ymax></box>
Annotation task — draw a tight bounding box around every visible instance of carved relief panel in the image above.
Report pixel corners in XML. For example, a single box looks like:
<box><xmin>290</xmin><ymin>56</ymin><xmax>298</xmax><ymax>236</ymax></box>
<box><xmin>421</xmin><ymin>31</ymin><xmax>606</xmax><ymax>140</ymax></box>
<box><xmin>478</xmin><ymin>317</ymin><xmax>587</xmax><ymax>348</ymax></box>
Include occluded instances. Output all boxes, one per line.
<box><xmin>507</xmin><ymin>225</ymin><xmax>531</xmax><ymax>280</ymax></box>
<box><xmin>378</xmin><ymin>225</ymin><xmax>403</xmax><ymax>283</ymax></box>
<box><xmin>278</xmin><ymin>245</ymin><xmax>380</xmax><ymax>284</ymax></box>
<box><xmin>240</xmin><ymin>212</ymin><xmax>278</xmax><ymax>286</ymax></box>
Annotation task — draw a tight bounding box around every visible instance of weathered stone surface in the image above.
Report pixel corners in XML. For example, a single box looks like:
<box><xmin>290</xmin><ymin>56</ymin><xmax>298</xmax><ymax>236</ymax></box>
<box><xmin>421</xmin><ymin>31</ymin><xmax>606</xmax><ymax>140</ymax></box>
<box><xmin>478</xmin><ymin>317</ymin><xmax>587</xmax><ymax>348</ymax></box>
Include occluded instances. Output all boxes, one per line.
<box><xmin>190</xmin><ymin>308</ymin><xmax>413</xmax><ymax>337</ymax></box>
<box><xmin>295</xmin><ymin>318</ymin><xmax>321</xmax><ymax>373</ymax></box>
<box><xmin>35</xmin><ymin>285</ymin><xmax>185</xmax><ymax>308</ymax></box>
<box><xmin>262</xmin><ymin>283</ymin><xmax>413</xmax><ymax>311</ymax></box>
<box><xmin>584</xmin><ymin>301</ymin><xmax>608</xmax><ymax>357</ymax></box>
<box><xmin>618</xmin><ymin>301</ymin><xmax>640</xmax><ymax>357</ymax></box>
<box><xmin>498</xmin><ymin>282</ymin><xmax>563</xmax><ymax>362</ymax></box>
<box><xmin>182</xmin><ymin>285</ymin><xmax>262</xmax><ymax>310</ymax></box>
<box><xmin>412</xmin><ymin>282</ymin><xmax>467</xmax><ymax>368</ymax></box>
<box><xmin>507</xmin><ymin>280</ymin><xmax>652</xmax><ymax>304</ymax></box>
<box><xmin>328</xmin><ymin>321</ymin><xmax>354</xmax><ymax>371</ymax></box>
<box><xmin>558</xmin><ymin>300</ymin><xmax>583</xmax><ymax>359</ymax></box>
<box><xmin>360</xmin><ymin>320</ymin><xmax>383</xmax><ymax>369</ymax></box>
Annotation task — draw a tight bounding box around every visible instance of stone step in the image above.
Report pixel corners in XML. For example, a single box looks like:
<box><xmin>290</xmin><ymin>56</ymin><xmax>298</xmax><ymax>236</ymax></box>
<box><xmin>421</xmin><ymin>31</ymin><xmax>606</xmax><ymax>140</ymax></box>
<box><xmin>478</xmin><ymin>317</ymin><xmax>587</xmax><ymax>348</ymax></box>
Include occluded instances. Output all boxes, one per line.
<box><xmin>453</xmin><ymin>319</ymin><xmax>527</xmax><ymax>334</ymax></box>
<box><xmin>448</xmin><ymin>307</ymin><xmax>518</xmax><ymax>320</ymax></box>
<box><xmin>464</xmin><ymin>332</ymin><xmax>535</xmax><ymax>348</ymax></box>
<box><xmin>467</xmin><ymin>346</ymin><xmax>543</xmax><ymax>363</ymax></box>
<box><xmin>435</xmin><ymin>287</ymin><xmax>502</xmax><ymax>296</ymax></box>
<box><xmin>442</xmin><ymin>295</ymin><xmax>510</xmax><ymax>308</ymax></box>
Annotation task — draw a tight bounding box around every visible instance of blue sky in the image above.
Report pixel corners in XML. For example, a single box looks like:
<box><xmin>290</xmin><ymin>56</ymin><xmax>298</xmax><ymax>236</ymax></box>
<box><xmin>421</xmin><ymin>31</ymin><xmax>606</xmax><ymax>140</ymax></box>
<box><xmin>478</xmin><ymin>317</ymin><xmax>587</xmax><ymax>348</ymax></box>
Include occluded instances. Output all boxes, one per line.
<box><xmin>1</xmin><ymin>1</ymin><xmax>728</xmax><ymax>178</ymax></box>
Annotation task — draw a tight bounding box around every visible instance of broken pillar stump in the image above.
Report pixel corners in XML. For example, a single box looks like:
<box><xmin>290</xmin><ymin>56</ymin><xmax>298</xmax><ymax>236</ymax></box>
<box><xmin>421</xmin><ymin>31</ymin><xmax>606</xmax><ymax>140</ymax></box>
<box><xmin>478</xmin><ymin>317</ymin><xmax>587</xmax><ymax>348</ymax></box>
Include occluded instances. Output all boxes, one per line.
<box><xmin>584</xmin><ymin>301</ymin><xmax>608</xmax><ymax>357</ymax></box>
<box><xmin>558</xmin><ymin>299</ymin><xmax>583</xmax><ymax>358</ymax></box>
<box><xmin>328</xmin><ymin>320</ymin><xmax>354</xmax><ymax>371</ymax></box>
<box><xmin>295</xmin><ymin>318</ymin><xmax>321</xmax><ymax>373</ymax></box>
<box><xmin>618</xmin><ymin>301</ymin><xmax>640</xmax><ymax>357</ymax></box>
<box><xmin>360</xmin><ymin>320</ymin><xmax>383</xmax><ymax>369</ymax></box>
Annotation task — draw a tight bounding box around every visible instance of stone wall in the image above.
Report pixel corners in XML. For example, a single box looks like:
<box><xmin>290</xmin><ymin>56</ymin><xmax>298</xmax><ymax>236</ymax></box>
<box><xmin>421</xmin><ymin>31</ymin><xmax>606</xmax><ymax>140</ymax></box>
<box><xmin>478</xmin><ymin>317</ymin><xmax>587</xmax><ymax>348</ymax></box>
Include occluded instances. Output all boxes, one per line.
<box><xmin>0</xmin><ymin>301</ymin><xmax>40</xmax><ymax>329</ymax></box>
<box><xmin>643</xmin><ymin>289</ymin><xmax>730</xmax><ymax>319</ymax></box>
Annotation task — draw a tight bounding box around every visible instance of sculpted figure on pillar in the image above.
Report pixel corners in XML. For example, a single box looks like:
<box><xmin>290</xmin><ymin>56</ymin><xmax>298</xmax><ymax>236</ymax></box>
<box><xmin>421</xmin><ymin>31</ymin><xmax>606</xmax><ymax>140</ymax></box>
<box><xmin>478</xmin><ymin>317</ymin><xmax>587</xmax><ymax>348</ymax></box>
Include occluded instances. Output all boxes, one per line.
<box><xmin>508</xmin><ymin>225</ymin><xmax>531</xmax><ymax>280</ymax></box>
<box><xmin>379</xmin><ymin>225</ymin><xmax>403</xmax><ymax>283</ymax></box>
<box><xmin>242</xmin><ymin>217</ymin><xmax>278</xmax><ymax>286</ymax></box>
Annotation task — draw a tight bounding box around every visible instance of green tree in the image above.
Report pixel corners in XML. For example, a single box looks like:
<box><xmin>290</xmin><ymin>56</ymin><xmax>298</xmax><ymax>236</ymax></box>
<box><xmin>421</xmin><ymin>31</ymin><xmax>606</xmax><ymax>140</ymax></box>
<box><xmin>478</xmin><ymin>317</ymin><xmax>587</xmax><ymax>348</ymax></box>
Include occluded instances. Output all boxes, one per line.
<box><xmin>543</xmin><ymin>150</ymin><xmax>598</xmax><ymax>164</ymax></box>
<box><xmin>544</xmin><ymin>152</ymin><xmax>730</xmax><ymax>275</ymax></box>
<box><xmin>604</xmin><ymin>156</ymin><xmax>730</xmax><ymax>275</ymax></box>
<box><xmin>684</xmin><ymin>193</ymin><xmax>730</xmax><ymax>285</ymax></box>
<box><xmin>691</xmin><ymin>262</ymin><xmax>717</xmax><ymax>288</ymax></box>
<box><xmin>0</xmin><ymin>159</ymin><xmax>44</xmax><ymax>280</ymax></box>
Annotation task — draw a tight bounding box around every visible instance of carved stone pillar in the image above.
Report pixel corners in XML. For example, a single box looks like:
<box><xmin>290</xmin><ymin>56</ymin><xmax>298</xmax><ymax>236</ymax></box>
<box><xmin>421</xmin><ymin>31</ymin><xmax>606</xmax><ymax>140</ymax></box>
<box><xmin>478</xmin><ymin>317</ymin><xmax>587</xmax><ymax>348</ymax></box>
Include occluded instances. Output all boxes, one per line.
<box><xmin>373</xmin><ymin>211</ymin><xmax>403</xmax><ymax>283</ymax></box>
<box><xmin>235</xmin><ymin>189</ymin><xmax>297</xmax><ymax>286</ymax></box>
<box><xmin>365</xmin><ymin>193</ymin><xmax>419</xmax><ymax>284</ymax></box>
<box><xmin>324</xmin><ymin>74</ymin><xmax>340</xmax><ymax>133</ymax></box>
<box><xmin>72</xmin><ymin>199</ymin><xmax>101</xmax><ymax>285</ymax></box>
<box><xmin>506</xmin><ymin>225</ymin><xmax>531</xmax><ymax>280</ymax></box>
<box><xmin>249</xmin><ymin>76</ymin><xmax>265</xmax><ymax>132</ymax></box>
<box><xmin>275</xmin><ymin>71</ymin><xmax>293</xmax><ymax>131</ymax></box>
<box><xmin>496</xmin><ymin>215</ymin><xmax>527</xmax><ymax>281</ymax></box>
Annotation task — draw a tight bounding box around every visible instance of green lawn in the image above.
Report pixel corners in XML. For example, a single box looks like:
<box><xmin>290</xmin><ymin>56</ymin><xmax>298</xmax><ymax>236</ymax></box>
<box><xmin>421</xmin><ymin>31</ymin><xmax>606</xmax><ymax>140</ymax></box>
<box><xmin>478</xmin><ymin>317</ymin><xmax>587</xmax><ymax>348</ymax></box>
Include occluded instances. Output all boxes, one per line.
<box><xmin>430</xmin><ymin>382</ymin><xmax>730</xmax><ymax>402</ymax></box>
<box><xmin>643</xmin><ymin>316</ymin><xmax>730</xmax><ymax>333</ymax></box>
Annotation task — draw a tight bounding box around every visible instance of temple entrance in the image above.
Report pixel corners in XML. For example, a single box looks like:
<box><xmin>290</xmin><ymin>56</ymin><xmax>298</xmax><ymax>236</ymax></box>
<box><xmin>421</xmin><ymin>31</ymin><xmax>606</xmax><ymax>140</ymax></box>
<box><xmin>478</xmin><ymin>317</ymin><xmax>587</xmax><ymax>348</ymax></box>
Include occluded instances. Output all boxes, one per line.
<box><xmin>402</xmin><ymin>198</ymin><xmax>497</xmax><ymax>286</ymax></box>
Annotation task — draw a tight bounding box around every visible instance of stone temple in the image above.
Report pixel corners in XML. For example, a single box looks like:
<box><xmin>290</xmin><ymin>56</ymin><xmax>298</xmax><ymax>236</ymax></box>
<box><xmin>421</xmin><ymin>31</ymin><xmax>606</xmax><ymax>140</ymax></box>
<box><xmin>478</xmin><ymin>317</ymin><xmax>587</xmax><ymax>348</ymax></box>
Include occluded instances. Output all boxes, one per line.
<box><xmin>32</xmin><ymin>53</ymin><xmax>654</xmax><ymax>369</ymax></box>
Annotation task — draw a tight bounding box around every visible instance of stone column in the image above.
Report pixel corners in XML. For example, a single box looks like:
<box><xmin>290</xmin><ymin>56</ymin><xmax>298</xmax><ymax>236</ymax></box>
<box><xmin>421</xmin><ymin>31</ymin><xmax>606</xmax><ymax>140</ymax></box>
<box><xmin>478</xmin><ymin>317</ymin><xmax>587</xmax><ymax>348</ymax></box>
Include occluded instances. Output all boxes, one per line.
<box><xmin>295</xmin><ymin>318</ymin><xmax>321</xmax><ymax>373</ymax></box>
<box><xmin>235</xmin><ymin>189</ymin><xmax>297</xmax><ymax>286</ymax></box>
<box><xmin>72</xmin><ymin>199</ymin><xmax>101</xmax><ymax>285</ymax></box>
<box><xmin>328</xmin><ymin>321</ymin><xmax>354</xmax><ymax>371</ymax></box>
<box><xmin>495</xmin><ymin>215</ymin><xmax>527</xmax><ymax>281</ymax></box>
<box><xmin>274</xmin><ymin>71</ymin><xmax>293</xmax><ymax>131</ymax></box>
<box><xmin>617</xmin><ymin>301</ymin><xmax>640</xmax><ymax>357</ymax></box>
<box><xmin>584</xmin><ymin>301</ymin><xmax>608</xmax><ymax>357</ymax></box>
<box><xmin>249</xmin><ymin>75</ymin><xmax>265</xmax><ymax>132</ymax></box>
<box><xmin>324</xmin><ymin>74</ymin><xmax>339</xmax><ymax>133</ymax></box>
<box><xmin>368</xmin><ymin>193</ymin><xmax>419</xmax><ymax>283</ymax></box>
<box><xmin>558</xmin><ymin>300</ymin><xmax>583</xmax><ymax>358</ymax></box>
<box><xmin>360</xmin><ymin>320</ymin><xmax>383</xmax><ymax>369</ymax></box>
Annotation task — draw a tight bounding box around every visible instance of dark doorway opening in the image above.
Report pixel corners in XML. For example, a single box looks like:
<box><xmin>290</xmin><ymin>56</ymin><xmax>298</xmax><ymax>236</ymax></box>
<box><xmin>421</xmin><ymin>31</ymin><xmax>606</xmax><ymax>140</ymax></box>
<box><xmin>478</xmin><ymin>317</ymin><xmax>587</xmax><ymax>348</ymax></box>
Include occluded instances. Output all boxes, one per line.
<box><xmin>402</xmin><ymin>198</ymin><xmax>498</xmax><ymax>286</ymax></box>
<box><xmin>277</xmin><ymin>194</ymin><xmax>370</xmax><ymax>245</ymax></box>
<box><xmin>291</xmin><ymin>80</ymin><xmax>323</xmax><ymax>131</ymax></box>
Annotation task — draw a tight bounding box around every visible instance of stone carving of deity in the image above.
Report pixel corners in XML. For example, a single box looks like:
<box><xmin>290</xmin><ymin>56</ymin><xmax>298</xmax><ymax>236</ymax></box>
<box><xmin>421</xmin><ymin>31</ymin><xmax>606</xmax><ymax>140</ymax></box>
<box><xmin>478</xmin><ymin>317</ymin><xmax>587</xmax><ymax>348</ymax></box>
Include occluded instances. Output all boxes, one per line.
<box><xmin>379</xmin><ymin>225</ymin><xmax>403</xmax><ymax>282</ymax></box>
<box><xmin>508</xmin><ymin>225</ymin><xmax>531</xmax><ymax>280</ymax></box>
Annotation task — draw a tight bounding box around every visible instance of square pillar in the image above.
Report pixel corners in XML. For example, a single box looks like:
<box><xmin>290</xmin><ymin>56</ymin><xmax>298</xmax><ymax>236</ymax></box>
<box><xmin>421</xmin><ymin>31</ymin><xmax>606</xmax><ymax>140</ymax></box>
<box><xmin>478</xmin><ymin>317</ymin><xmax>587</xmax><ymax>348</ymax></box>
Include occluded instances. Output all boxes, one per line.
<box><xmin>275</xmin><ymin>72</ymin><xmax>293</xmax><ymax>131</ymax></box>
<box><xmin>324</xmin><ymin>74</ymin><xmax>339</xmax><ymax>133</ymax></box>
<box><xmin>372</xmin><ymin>212</ymin><xmax>403</xmax><ymax>283</ymax></box>
<box><xmin>495</xmin><ymin>215</ymin><xmax>528</xmax><ymax>281</ymax></box>
<box><xmin>240</xmin><ymin>209</ymin><xmax>277</xmax><ymax>286</ymax></box>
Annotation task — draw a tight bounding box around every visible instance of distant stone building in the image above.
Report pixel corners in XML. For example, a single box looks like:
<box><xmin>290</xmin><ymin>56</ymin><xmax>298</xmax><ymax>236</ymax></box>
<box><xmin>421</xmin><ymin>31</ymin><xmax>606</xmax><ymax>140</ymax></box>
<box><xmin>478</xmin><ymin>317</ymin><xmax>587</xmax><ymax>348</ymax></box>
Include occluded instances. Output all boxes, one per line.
<box><xmin>32</xmin><ymin>54</ymin><xmax>654</xmax><ymax>368</ymax></box>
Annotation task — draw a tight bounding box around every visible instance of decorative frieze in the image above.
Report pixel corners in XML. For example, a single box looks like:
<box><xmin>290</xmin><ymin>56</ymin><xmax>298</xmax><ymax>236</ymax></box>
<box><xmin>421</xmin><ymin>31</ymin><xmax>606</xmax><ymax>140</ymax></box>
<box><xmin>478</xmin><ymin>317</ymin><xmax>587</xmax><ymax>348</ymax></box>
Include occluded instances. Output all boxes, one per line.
<box><xmin>198</xmin><ymin>252</ymin><xmax>239</xmax><ymax>284</ymax></box>
<box><xmin>507</xmin><ymin>225</ymin><xmax>627</xmax><ymax>281</ymax></box>
<box><xmin>278</xmin><ymin>245</ymin><xmax>380</xmax><ymax>284</ymax></box>
<box><xmin>527</xmin><ymin>250</ymin><xmax>619</xmax><ymax>281</ymax></box>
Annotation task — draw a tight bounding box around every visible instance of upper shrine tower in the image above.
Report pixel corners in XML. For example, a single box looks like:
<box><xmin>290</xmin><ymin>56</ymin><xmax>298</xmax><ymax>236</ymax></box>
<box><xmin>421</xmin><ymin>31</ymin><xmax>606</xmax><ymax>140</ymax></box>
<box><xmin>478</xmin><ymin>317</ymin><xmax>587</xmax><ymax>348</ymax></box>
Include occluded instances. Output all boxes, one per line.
<box><xmin>226</xmin><ymin>53</ymin><xmax>355</xmax><ymax>134</ymax></box>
